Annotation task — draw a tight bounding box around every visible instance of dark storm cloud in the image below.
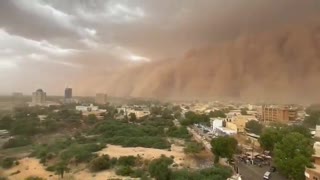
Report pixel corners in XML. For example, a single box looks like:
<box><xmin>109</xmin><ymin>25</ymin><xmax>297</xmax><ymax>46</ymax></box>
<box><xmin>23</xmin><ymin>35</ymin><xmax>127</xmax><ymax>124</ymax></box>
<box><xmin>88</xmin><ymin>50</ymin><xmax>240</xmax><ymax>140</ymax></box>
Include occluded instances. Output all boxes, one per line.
<box><xmin>0</xmin><ymin>0</ymin><xmax>320</xmax><ymax>98</ymax></box>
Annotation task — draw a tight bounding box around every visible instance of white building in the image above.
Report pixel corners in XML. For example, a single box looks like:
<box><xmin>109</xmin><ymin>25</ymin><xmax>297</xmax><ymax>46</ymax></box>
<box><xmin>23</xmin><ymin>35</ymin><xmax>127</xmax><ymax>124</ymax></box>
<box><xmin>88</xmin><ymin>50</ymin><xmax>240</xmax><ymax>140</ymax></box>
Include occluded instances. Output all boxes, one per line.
<box><xmin>76</xmin><ymin>104</ymin><xmax>99</xmax><ymax>112</ymax></box>
<box><xmin>32</xmin><ymin>89</ymin><xmax>46</xmax><ymax>105</ymax></box>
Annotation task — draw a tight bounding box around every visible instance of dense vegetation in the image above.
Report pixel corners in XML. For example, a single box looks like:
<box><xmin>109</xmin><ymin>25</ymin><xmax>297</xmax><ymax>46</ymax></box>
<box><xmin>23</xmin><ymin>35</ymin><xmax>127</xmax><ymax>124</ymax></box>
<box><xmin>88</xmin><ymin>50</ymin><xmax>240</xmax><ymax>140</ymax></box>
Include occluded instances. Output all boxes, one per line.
<box><xmin>245</xmin><ymin>120</ymin><xmax>264</xmax><ymax>135</ymax></box>
<box><xmin>259</xmin><ymin>124</ymin><xmax>313</xmax><ymax>180</ymax></box>
<box><xmin>304</xmin><ymin>104</ymin><xmax>320</xmax><ymax>128</ymax></box>
<box><xmin>90</xmin><ymin>120</ymin><xmax>171</xmax><ymax>149</ymax></box>
<box><xmin>211</xmin><ymin>136</ymin><xmax>238</xmax><ymax>163</ymax></box>
<box><xmin>180</xmin><ymin>111</ymin><xmax>211</xmax><ymax>126</ymax></box>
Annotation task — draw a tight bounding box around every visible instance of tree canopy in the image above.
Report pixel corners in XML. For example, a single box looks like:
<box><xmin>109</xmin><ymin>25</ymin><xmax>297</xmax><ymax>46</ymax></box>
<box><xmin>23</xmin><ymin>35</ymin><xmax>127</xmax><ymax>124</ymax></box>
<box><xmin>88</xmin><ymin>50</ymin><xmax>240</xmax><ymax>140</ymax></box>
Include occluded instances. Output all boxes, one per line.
<box><xmin>148</xmin><ymin>155</ymin><xmax>173</xmax><ymax>180</ymax></box>
<box><xmin>211</xmin><ymin>136</ymin><xmax>238</xmax><ymax>163</ymax></box>
<box><xmin>274</xmin><ymin>132</ymin><xmax>313</xmax><ymax>180</ymax></box>
<box><xmin>245</xmin><ymin>120</ymin><xmax>263</xmax><ymax>135</ymax></box>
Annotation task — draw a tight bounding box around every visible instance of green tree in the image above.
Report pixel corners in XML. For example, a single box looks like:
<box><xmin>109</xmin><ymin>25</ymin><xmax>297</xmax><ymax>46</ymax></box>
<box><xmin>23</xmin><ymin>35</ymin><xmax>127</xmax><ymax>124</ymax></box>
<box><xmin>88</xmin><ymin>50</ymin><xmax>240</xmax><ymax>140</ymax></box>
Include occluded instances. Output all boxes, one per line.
<box><xmin>87</xmin><ymin>114</ymin><xmax>98</xmax><ymax>125</ymax></box>
<box><xmin>184</xmin><ymin>141</ymin><xmax>204</xmax><ymax>155</ymax></box>
<box><xmin>25</xmin><ymin>176</ymin><xmax>46</xmax><ymax>180</ymax></box>
<box><xmin>304</xmin><ymin>111</ymin><xmax>320</xmax><ymax>128</ymax></box>
<box><xmin>148</xmin><ymin>155</ymin><xmax>173</xmax><ymax>180</ymax></box>
<box><xmin>115</xmin><ymin>166</ymin><xmax>134</xmax><ymax>176</ymax></box>
<box><xmin>55</xmin><ymin>161</ymin><xmax>69</xmax><ymax>179</ymax></box>
<box><xmin>117</xmin><ymin>156</ymin><xmax>137</xmax><ymax>167</ymax></box>
<box><xmin>259</xmin><ymin>127</ymin><xmax>283</xmax><ymax>151</ymax></box>
<box><xmin>89</xmin><ymin>155</ymin><xmax>112</xmax><ymax>172</ymax></box>
<box><xmin>274</xmin><ymin>132</ymin><xmax>313</xmax><ymax>180</ymax></box>
<box><xmin>259</xmin><ymin>125</ymin><xmax>311</xmax><ymax>152</ymax></box>
<box><xmin>209</xmin><ymin>110</ymin><xmax>226</xmax><ymax>118</ymax></box>
<box><xmin>1</xmin><ymin>157</ymin><xmax>15</xmax><ymax>169</ymax></box>
<box><xmin>211</xmin><ymin>136</ymin><xmax>237</xmax><ymax>163</ymax></box>
<box><xmin>245</xmin><ymin>120</ymin><xmax>263</xmax><ymax>135</ymax></box>
<box><xmin>240</xmin><ymin>108</ymin><xmax>248</xmax><ymax>115</ymax></box>
<box><xmin>0</xmin><ymin>115</ymin><xmax>13</xmax><ymax>130</ymax></box>
<box><xmin>129</xmin><ymin>113</ymin><xmax>137</xmax><ymax>122</ymax></box>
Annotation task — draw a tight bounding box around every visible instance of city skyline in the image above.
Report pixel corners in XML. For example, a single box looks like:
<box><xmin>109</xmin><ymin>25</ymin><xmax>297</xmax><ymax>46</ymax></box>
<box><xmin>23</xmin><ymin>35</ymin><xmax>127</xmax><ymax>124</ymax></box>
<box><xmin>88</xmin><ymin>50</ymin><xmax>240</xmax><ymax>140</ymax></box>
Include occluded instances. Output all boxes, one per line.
<box><xmin>0</xmin><ymin>1</ymin><xmax>320</xmax><ymax>103</ymax></box>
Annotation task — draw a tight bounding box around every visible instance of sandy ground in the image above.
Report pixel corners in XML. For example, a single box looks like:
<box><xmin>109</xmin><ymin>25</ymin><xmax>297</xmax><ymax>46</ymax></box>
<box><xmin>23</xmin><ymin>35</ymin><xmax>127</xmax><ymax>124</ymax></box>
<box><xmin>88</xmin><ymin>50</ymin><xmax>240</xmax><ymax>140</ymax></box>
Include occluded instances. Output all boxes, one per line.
<box><xmin>98</xmin><ymin>144</ymin><xmax>187</xmax><ymax>166</ymax></box>
<box><xmin>1</xmin><ymin>144</ymin><xmax>194</xmax><ymax>180</ymax></box>
<box><xmin>1</xmin><ymin>158</ymin><xmax>125</xmax><ymax>180</ymax></box>
<box><xmin>1</xmin><ymin>157</ymin><xmax>56</xmax><ymax>180</ymax></box>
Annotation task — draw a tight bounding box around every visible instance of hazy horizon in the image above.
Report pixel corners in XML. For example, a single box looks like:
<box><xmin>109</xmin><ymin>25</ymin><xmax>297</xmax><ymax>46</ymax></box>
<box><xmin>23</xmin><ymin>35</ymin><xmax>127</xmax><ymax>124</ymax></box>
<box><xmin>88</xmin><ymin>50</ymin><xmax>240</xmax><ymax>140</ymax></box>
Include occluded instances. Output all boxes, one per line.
<box><xmin>1</xmin><ymin>0</ymin><xmax>320</xmax><ymax>103</ymax></box>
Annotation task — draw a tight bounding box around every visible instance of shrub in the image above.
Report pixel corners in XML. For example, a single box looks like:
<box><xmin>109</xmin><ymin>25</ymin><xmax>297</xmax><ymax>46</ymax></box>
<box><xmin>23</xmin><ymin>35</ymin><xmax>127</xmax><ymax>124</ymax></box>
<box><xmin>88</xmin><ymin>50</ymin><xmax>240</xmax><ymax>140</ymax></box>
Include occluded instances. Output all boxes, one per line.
<box><xmin>115</xmin><ymin>166</ymin><xmax>134</xmax><ymax>176</ymax></box>
<box><xmin>89</xmin><ymin>155</ymin><xmax>112</xmax><ymax>172</ymax></box>
<box><xmin>1</xmin><ymin>157</ymin><xmax>16</xmax><ymax>169</ymax></box>
<box><xmin>117</xmin><ymin>156</ymin><xmax>137</xmax><ymax>167</ymax></box>
<box><xmin>25</xmin><ymin>176</ymin><xmax>46</xmax><ymax>180</ymax></box>
<box><xmin>2</xmin><ymin>136</ymin><xmax>31</xmax><ymax>149</ymax></box>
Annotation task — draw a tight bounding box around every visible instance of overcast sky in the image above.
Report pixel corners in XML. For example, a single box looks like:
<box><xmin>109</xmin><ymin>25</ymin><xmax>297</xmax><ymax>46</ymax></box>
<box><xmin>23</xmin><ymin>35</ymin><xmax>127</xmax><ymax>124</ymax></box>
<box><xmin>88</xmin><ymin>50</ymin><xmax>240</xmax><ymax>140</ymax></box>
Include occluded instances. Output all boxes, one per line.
<box><xmin>0</xmin><ymin>0</ymin><xmax>319</xmax><ymax>96</ymax></box>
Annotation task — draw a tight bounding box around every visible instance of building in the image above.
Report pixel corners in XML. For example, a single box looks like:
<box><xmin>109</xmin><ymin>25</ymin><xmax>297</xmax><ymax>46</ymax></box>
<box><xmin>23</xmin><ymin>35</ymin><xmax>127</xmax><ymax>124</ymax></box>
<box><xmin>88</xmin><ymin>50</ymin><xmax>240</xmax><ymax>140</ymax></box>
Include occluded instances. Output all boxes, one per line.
<box><xmin>64</xmin><ymin>87</ymin><xmax>72</xmax><ymax>99</ymax></box>
<box><xmin>76</xmin><ymin>104</ymin><xmax>99</xmax><ymax>112</ymax></box>
<box><xmin>32</xmin><ymin>89</ymin><xmax>46</xmax><ymax>105</ymax></box>
<box><xmin>305</xmin><ymin>142</ymin><xmax>320</xmax><ymax>180</ymax></box>
<box><xmin>261</xmin><ymin>105</ymin><xmax>298</xmax><ymax>123</ymax></box>
<box><xmin>95</xmin><ymin>93</ymin><xmax>108</xmax><ymax>104</ymax></box>
<box><xmin>75</xmin><ymin>104</ymin><xmax>106</xmax><ymax>119</ymax></box>
<box><xmin>117</xmin><ymin>107</ymin><xmax>150</xmax><ymax>119</ymax></box>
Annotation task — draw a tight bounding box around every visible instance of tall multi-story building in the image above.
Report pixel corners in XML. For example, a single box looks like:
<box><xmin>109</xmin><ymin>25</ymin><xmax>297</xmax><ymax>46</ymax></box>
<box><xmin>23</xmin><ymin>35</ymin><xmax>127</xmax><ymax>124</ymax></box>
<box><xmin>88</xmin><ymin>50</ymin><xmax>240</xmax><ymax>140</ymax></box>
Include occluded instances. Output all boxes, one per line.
<box><xmin>64</xmin><ymin>87</ymin><xmax>72</xmax><ymax>103</ymax></box>
<box><xmin>32</xmin><ymin>89</ymin><xmax>46</xmax><ymax>105</ymax></box>
<box><xmin>261</xmin><ymin>105</ymin><xmax>297</xmax><ymax>123</ymax></box>
<box><xmin>95</xmin><ymin>93</ymin><xmax>108</xmax><ymax>104</ymax></box>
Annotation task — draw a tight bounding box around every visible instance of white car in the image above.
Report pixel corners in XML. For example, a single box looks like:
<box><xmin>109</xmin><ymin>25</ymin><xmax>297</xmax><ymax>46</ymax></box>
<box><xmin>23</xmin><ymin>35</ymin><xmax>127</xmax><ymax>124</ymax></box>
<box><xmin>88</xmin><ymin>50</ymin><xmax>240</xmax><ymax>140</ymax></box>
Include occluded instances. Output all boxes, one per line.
<box><xmin>263</xmin><ymin>171</ymin><xmax>271</xmax><ymax>179</ymax></box>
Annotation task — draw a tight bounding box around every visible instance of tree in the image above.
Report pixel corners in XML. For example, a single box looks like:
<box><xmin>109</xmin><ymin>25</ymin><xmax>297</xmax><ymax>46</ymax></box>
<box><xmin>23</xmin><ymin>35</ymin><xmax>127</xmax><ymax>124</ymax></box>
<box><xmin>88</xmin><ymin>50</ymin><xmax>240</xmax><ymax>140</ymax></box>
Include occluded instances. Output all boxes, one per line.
<box><xmin>304</xmin><ymin>111</ymin><xmax>320</xmax><ymax>128</ymax></box>
<box><xmin>211</xmin><ymin>136</ymin><xmax>237</xmax><ymax>163</ymax></box>
<box><xmin>1</xmin><ymin>157</ymin><xmax>15</xmax><ymax>169</ymax></box>
<box><xmin>89</xmin><ymin>155</ymin><xmax>112</xmax><ymax>172</ymax></box>
<box><xmin>209</xmin><ymin>110</ymin><xmax>226</xmax><ymax>118</ymax></box>
<box><xmin>245</xmin><ymin>120</ymin><xmax>263</xmax><ymax>135</ymax></box>
<box><xmin>148</xmin><ymin>155</ymin><xmax>173</xmax><ymax>180</ymax></box>
<box><xmin>259</xmin><ymin>127</ymin><xmax>284</xmax><ymax>151</ymax></box>
<box><xmin>129</xmin><ymin>113</ymin><xmax>137</xmax><ymax>122</ymax></box>
<box><xmin>0</xmin><ymin>115</ymin><xmax>13</xmax><ymax>130</ymax></box>
<box><xmin>184</xmin><ymin>141</ymin><xmax>204</xmax><ymax>155</ymax></box>
<box><xmin>55</xmin><ymin>162</ymin><xmax>69</xmax><ymax>179</ymax></box>
<box><xmin>115</xmin><ymin>166</ymin><xmax>134</xmax><ymax>176</ymax></box>
<box><xmin>117</xmin><ymin>156</ymin><xmax>137</xmax><ymax>167</ymax></box>
<box><xmin>259</xmin><ymin>125</ymin><xmax>311</xmax><ymax>152</ymax></box>
<box><xmin>87</xmin><ymin>114</ymin><xmax>98</xmax><ymax>125</ymax></box>
<box><xmin>174</xmin><ymin>112</ymin><xmax>181</xmax><ymax>119</ymax></box>
<box><xmin>25</xmin><ymin>176</ymin><xmax>46</xmax><ymax>180</ymax></box>
<box><xmin>274</xmin><ymin>132</ymin><xmax>313</xmax><ymax>180</ymax></box>
<box><xmin>240</xmin><ymin>108</ymin><xmax>248</xmax><ymax>115</ymax></box>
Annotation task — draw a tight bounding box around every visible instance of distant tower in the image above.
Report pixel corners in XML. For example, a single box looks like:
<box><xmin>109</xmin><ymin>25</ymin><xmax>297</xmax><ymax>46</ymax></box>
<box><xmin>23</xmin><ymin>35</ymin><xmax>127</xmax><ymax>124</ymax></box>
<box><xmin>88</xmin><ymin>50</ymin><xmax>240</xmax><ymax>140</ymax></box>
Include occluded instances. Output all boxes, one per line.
<box><xmin>32</xmin><ymin>89</ymin><xmax>46</xmax><ymax>105</ymax></box>
<box><xmin>64</xmin><ymin>87</ymin><xmax>72</xmax><ymax>103</ymax></box>
<box><xmin>95</xmin><ymin>93</ymin><xmax>108</xmax><ymax>104</ymax></box>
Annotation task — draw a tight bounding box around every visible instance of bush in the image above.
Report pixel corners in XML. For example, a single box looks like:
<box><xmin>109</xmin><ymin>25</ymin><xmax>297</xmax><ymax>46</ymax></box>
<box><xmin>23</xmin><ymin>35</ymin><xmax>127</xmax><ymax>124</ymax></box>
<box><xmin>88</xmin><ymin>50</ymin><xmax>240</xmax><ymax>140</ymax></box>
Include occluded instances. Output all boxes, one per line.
<box><xmin>117</xmin><ymin>156</ymin><xmax>137</xmax><ymax>167</ymax></box>
<box><xmin>1</xmin><ymin>157</ymin><xmax>16</xmax><ymax>169</ymax></box>
<box><xmin>130</xmin><ymin>168</ymin><xmax>145</xmax><ymax>178</ymax></box>
<box><xmin>171</xmin><ymin>166</ymin><xmax>233</xmax><ymax>180</ymax></box>
<box><xmin>89</xmin><ymin>155</ymin><xmax>112</xmax><ymax>172</ymax></box>
<box><xmin>115</xmin><ymin>166</ymin><xmax>134</xmax><ymax>176</ymax></box>
<box><xmin>25</xmin><ymin>176</ymin><xmax>46</xmax><ymax>180</ymax></box>
<box><xmin>167</xmin><ymin>127</ymin><xmax>191</xmax><ymax>139</ymax></box>
<box><xmin>148</xmin><ymin>155</ymin><xmax>173</xmax><ymax>180</ymax></box>
<box><xmin>2</xmin><ymin>136</ymin><xmax>31</xmax><ymax>149</ymax></box>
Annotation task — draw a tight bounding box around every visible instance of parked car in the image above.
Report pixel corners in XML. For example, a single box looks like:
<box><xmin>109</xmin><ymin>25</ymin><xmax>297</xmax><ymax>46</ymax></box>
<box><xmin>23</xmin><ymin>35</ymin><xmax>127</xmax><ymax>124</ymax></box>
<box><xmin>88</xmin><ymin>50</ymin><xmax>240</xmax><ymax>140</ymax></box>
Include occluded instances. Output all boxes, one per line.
<box><xmin>263</xmin><ymin>171</ymin><xmax>271</xmax><ymax>180</ymax></box>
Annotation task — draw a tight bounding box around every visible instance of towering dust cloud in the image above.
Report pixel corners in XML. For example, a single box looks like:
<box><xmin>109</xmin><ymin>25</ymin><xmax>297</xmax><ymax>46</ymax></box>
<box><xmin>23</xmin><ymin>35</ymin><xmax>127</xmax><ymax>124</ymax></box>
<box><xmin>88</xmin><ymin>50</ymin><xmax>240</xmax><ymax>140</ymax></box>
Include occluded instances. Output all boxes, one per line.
<box><xmin>106</xmin><ymin>21</ymin><xmax>320</xmax><ymax>103</ymax></box>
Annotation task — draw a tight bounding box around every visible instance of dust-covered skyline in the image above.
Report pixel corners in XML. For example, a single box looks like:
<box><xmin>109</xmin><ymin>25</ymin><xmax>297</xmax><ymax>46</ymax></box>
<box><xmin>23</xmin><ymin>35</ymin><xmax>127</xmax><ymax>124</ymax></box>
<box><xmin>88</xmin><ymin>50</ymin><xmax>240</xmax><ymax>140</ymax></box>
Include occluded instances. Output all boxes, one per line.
<box><xmin>0</xmin><ymin>0</ymin><xmax>320</xmax><ymax>103</ymax></box>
